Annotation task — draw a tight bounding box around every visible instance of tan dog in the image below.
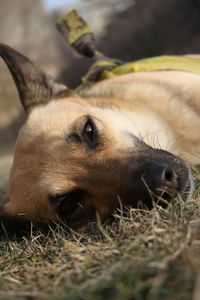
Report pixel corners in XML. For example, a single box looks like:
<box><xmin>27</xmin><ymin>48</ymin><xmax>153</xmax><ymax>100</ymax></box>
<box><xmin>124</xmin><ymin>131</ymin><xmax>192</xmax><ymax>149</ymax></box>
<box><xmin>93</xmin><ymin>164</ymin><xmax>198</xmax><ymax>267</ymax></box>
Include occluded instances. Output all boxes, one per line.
<box><xmin>0</xmin><ymin>44</ymin><xmax>199</xmax><ymax>226</ymax></box>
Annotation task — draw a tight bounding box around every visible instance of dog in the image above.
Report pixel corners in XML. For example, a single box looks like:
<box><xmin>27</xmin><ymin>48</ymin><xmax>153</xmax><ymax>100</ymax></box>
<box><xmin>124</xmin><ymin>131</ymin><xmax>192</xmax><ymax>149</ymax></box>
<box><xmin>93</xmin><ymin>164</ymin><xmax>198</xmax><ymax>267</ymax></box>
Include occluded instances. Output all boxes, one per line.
<box><xmin>0</xmin><ymin>44</ymin><xmax>199</xmax><ymax>226</ymax></box>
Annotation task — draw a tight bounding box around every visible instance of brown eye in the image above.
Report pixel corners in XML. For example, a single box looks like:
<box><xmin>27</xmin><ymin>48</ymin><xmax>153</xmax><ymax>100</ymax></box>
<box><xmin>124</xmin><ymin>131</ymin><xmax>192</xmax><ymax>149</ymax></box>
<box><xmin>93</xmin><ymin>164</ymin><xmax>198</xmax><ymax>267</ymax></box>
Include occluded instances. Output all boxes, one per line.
<box><xmin>49</xmin><ymin>189</ymin><xmax>88</xmax><ymax>220</ymax></box>
<box><xmin>82</xmin><ymin>118</ymin><xmax>97</xmax><ymax>148</ymax></box>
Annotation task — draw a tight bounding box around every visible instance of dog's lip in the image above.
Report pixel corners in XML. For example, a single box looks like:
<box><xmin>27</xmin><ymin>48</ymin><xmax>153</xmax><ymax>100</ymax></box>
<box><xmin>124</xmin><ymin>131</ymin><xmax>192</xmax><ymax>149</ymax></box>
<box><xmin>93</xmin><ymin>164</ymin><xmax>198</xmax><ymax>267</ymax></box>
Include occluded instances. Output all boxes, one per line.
<box><xmin>180</xmin><ymin>165</ymin><xmax>195</xmax><ymax>200</ymax></box>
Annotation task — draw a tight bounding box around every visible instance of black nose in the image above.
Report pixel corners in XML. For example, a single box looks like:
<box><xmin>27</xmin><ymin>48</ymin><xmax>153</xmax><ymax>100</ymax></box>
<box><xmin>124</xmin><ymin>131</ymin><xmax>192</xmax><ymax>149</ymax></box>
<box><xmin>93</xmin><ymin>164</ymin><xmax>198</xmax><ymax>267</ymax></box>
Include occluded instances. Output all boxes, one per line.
<box><xmin>143</xmin><ymin>162</ymin><xmax>178</xmax><ymax>206</ymax></box>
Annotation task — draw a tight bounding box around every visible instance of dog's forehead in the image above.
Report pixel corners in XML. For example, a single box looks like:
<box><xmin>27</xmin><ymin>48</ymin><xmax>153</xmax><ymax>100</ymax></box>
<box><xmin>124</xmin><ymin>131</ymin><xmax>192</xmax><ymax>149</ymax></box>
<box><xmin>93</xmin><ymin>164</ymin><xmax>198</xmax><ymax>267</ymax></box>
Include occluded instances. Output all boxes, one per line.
<box><xmin>25</xmin><ymin>99</ymin><xmax>89</xmax><ymax>135</ymax></box>
<box><xmin>31</xmin><ymin>99</ymin><xmax>86</xmax><ymax>122</ymax></box>
<box><xmin>25</xmin><ymin>99</ymin><xmax>135</xmax><ymax>137</ymax></box>
<box><xmin>20</xmin><ymin>99</ymin><xmax>135</xmax><ymax>150</ymax></box>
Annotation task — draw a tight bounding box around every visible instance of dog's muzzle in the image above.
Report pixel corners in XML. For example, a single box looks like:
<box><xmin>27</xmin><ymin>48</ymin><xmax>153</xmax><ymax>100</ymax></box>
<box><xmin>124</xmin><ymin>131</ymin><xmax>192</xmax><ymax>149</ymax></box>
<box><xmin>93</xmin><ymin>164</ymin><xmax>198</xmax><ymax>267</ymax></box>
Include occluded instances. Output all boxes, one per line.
<box><xmin>126</xmin><ymin>144</ymin><xmax>195</xmax><ymax>208</ymax></box>
<box><xmin>142</xmin><ymin>161</ymin><xmax>194</xmax><ymax>207</ymax></box>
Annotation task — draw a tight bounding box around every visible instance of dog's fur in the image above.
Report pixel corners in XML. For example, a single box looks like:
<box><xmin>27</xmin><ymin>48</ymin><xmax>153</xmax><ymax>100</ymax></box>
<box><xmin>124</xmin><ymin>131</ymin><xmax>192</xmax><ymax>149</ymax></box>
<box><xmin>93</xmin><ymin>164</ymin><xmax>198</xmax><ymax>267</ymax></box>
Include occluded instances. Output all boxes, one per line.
<box><xmin>0</xmin><ymin>44</ymin><xmax>199</xmax><ymax>226</ymax></box>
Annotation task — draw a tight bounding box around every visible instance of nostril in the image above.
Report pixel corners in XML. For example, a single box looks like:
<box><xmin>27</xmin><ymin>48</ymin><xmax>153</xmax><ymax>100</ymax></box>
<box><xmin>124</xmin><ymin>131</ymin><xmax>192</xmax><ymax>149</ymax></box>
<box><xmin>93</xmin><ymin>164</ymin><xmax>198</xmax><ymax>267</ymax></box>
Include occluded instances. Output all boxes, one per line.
<box><xmin>162</xmin><ymin>166</ymin><xmax>177</xmax><ymax>184</ymax></box>
<box><xmin>144</xmin><ymin>162</ymin><xmax>178</xmax><ymax>191</ymax></box>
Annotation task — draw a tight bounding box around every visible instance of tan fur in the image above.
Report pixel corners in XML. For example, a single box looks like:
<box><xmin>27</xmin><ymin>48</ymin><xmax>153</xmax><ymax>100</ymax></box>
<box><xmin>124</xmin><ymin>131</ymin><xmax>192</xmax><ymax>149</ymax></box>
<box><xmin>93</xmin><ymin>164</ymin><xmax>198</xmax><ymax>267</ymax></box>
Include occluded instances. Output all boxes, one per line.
<box><xmin>85</xmin><ymin>71</ymin><xmax>200</xmax><ymax>164</ymax></box>
<box><xmin>0</xmin><ymin>45</ymin><xmax>199</xmax><ymax>225</ymax></box>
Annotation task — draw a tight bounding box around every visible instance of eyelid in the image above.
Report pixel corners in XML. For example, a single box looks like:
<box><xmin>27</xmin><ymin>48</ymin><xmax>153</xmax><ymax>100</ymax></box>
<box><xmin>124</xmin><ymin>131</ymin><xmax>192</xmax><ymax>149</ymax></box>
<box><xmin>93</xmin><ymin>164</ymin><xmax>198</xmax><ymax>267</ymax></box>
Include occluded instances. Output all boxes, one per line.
<box><xmin>68</xmin><ymin>132</ymin><xmax>82</xmax><ymax>143</ymax></box>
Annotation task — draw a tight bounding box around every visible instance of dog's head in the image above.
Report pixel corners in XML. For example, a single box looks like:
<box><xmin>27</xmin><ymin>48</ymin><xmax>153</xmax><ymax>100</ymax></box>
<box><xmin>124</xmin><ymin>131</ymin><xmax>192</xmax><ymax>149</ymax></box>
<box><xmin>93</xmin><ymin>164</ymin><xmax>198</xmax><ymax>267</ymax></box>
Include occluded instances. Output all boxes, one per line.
<box><xmin>0</xmin><ymin>45</ymin><xmax>194</xmax><ymax>226</ymax></box>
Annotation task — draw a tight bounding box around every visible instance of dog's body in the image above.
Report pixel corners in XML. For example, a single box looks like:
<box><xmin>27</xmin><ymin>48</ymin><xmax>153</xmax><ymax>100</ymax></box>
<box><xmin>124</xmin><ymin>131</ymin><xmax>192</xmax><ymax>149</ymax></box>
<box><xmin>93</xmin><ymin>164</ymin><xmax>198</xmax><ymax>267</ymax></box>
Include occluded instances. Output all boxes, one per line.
<box><xmin>0</xmin><ymin>44</ymin><xmax>199</xmax><ymax>226</ymax></box>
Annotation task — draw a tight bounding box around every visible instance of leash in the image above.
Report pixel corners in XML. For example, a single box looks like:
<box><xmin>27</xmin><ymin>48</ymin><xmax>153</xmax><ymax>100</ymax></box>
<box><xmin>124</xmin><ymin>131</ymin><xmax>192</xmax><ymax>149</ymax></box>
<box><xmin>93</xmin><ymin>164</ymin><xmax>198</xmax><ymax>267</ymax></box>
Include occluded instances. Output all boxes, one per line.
<box><xmin>56</xmin><ymin>10</ymin><xmax>200</xmax><ymax>94</ymax></box>
<box><xmin>56</xmin><ymin>10</ymin><xmax>122</xmax><ymax>94</ymax></box>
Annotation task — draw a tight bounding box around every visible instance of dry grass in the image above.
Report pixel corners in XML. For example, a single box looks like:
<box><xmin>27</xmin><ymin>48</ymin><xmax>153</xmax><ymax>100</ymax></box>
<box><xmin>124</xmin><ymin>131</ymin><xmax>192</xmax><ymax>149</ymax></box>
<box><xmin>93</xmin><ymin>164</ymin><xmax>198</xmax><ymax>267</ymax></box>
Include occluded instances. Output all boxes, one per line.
<box><xmin>0</xmin><ymin>147</ymin><xmax>199</xmax><ymax>299</ymax></box>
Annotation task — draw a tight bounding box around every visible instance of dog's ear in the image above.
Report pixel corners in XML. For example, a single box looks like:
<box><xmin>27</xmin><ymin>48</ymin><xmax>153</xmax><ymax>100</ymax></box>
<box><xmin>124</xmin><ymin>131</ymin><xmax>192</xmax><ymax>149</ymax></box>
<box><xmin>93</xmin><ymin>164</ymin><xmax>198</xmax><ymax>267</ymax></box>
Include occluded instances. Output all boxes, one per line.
<box><xmin>0</xmin><ymin>44</ymin><xmax>74</xmax><ymax>114</ymax></box>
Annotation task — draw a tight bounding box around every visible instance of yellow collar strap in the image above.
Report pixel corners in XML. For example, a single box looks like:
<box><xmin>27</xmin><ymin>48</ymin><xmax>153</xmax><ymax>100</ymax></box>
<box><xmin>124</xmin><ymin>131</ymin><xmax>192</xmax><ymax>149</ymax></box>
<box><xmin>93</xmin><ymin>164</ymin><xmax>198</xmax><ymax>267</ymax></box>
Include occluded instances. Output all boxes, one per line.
<box><xmin>102</xmin><ymin>55</ymin><xmax>200</xmax><ymax>78</ymax></box>
<box><xmin>56</xmin><ymin>10</ymin><xmax>200</xmax><ymax>95</ymax></box>
<box><xmin>78</xmin><ymin>55</ymin><xmax>200</xmax><ymax>94</ymax></box>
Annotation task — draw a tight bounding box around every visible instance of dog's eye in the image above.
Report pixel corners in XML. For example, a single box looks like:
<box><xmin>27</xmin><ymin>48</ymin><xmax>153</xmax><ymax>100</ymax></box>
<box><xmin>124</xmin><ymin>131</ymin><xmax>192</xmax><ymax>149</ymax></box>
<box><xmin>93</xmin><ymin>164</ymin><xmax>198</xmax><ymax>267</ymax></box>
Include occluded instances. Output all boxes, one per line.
<box><xmin>49</xmin><ymin>189</ymin><xmax>87</xmax><ymax>220</ymax></box>
<box><xmin>82</xmin><ymin>118</ymin><xmax>97</xmax><ymax>148</ymax></box>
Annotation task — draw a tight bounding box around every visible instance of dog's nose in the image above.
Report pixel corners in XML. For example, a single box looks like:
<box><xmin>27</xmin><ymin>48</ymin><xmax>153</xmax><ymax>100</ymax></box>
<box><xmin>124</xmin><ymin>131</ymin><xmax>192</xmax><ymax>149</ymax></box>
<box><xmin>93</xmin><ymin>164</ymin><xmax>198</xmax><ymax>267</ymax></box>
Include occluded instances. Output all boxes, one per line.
<box><xmin>143</xmin><ymin>162</ymin><xmax>178</xmax><ymax>205</ymax></box>
<box><xmin>147</xmin><ymin>162</ymin><xmax>178</xmax><ymax>187</ymax></box>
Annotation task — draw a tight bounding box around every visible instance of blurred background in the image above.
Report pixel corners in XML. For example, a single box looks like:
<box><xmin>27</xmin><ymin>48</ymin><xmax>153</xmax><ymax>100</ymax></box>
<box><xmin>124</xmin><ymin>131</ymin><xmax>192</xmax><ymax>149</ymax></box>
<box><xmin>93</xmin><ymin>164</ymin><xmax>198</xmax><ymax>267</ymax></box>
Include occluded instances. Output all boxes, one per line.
<box><xmin>0</xmin><ymin>0</ymin><xmax>200</xmax><ymax>192</ymax></box>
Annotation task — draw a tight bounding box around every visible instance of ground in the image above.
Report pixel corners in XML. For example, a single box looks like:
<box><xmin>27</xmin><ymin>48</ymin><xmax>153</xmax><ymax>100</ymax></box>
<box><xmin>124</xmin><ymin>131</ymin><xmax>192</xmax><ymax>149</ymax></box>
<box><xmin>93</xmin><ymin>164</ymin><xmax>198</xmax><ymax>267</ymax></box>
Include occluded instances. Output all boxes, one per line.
<box><xmin>0</xmin><ymin>145</ymin><xmax>199</xmax><ymax>300</ymax></box>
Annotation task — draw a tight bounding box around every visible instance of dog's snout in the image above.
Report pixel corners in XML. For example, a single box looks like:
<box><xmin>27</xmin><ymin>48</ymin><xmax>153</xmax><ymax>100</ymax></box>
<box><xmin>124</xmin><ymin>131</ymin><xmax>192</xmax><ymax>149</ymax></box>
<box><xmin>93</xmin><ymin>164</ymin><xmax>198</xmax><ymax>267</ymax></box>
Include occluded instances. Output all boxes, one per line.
<box><xmin>143</xmin><ymin>162</ymin><xmax>178</xmax><ymax>206</ymax></box>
